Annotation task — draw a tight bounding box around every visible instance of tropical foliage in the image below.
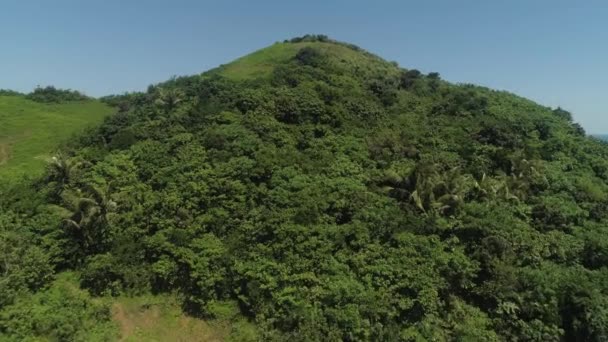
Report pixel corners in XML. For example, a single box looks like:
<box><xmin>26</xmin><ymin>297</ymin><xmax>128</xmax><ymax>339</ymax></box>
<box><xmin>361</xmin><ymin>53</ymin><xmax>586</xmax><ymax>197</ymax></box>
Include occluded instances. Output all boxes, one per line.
<box><xmin>2</xmin><ymin>37</ymin><xmax>608</xmax><ymax>341</ymax></box>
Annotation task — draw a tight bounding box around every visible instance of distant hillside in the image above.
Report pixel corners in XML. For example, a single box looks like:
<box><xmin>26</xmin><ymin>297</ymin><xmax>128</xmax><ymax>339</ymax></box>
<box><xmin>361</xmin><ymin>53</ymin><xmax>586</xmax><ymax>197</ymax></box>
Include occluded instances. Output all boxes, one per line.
<box><xmin>3</xmin><ymin>36</ymin><xmax>608</xmax><ymax>341</ymax></box>
<box><xmin>0</xmin><ymin>94</ymin><xmax>113</xmax><ymax>179</ymax></box>
<box><xmin>593</xmin><ymin>134</ymin><xmax>608</xmax><ymax>141</ymax></box>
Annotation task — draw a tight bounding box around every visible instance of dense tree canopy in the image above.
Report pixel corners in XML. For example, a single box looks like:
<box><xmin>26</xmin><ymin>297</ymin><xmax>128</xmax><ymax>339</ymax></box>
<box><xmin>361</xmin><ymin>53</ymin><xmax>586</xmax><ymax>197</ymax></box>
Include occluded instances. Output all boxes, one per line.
<box><xmin>2</xmin><ymin>37</ymin><xmax>608</xmax><ymax>341</ymax></box>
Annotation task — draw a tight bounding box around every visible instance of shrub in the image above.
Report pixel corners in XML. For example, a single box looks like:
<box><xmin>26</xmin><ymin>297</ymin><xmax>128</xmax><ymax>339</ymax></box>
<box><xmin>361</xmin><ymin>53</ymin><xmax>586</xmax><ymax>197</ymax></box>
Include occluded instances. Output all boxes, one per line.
<box><xmin>26</xmin><ymin>86</ymin><xmax>89</xmax><ymax>103</ymax></box>
<box><xmin>400</xmin><ymin>69</ymin><xmax>423</xmax><ymax>89</ymax></box>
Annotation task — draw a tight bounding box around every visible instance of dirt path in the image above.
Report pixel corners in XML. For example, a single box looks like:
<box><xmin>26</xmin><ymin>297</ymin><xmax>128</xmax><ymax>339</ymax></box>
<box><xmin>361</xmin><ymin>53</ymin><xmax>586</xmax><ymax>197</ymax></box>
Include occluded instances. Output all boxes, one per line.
<box><xmin>112</xmin><ymin>303</ymin><xmax>135</xmax><ymax>341</ymax></box>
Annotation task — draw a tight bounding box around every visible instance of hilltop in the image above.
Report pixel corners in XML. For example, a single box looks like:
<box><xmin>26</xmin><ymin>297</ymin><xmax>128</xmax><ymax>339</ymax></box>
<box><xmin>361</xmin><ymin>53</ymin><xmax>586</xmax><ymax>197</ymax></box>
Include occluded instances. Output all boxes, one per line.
<box><xmin>2</xmin><ymin>36</ymin><xmax>608</xmax><ymax>341</ymax></box>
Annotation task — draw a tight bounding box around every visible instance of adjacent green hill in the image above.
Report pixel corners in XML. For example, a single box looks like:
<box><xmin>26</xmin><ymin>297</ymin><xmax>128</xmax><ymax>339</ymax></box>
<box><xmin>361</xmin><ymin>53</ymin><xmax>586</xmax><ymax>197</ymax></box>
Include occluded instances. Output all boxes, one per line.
<box><xmin>3</xmin><ymin>35</ymin><xmax>608</xmax><ymax>341</ymax></box>
<box><xmin>0</xmin><ymin>92</ymin><xmax>113</xmax><ymax>179</ymax></box>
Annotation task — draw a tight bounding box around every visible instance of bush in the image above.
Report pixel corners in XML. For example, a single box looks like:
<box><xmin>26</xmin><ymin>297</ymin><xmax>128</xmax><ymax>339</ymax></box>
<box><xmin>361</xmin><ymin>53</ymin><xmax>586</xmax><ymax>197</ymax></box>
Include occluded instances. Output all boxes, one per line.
<box><xmin>295</xmin><ymin>46</ymin><xmax>325</xmax><ymax>67</ymax></box>
<box><xmin>553</xmin><ymin>107</ymin><xmax>573</xmax><ymax>121</ymax></box>
<box><xmin>0</xmin><ymin>274</ymin><xmax>117</xmax><ymax>341</ymax></box>
<box><xmin>287</xmin><ymin>34</ymin><xmax>330</xmax><ymax>43</ymax></box>
<box><xmin>26</xmin><ymin>86</ymin><xmax>89</xmax><ymax>103</ymax></box>
<box><xmin>400</xmin><ymin>69</ymin><xmax>422</xmax><ymax>89</ymax></box>
<box><xmin>0</xmin><ymin>89</ymin><xmax>23</xmax><ymax>97</ymax></box>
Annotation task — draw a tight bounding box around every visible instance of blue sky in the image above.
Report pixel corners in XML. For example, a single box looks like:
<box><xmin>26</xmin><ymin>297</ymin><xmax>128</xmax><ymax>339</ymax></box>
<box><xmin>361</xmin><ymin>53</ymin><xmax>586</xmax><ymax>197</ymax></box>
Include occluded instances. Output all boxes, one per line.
<box><xmin>1</xmin><ymin>0</ymin><xmax>607</xmax><ymax>132</ymax></box>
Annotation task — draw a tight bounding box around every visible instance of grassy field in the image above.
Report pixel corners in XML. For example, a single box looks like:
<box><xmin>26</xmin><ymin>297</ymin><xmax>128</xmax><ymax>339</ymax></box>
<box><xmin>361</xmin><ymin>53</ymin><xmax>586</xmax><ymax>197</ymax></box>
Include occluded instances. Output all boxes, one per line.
<box><xmin>0</xmin><ymin>95</ymin><xmax>113</xmax><ymax>179</ymax></box>
<box><xmin>111</xmin><ymin>296</ymin><xmax>232</xmax><ymax>342</ymax></box>
<box><xmin>214</xmin><ymin>42</ymin><xmax>303</xmax><ymax>80</ymax></box>
<box><xmin>111</xmin><ymin>297</ymin><xmax>260</xmax><ymax>342</ymax></box>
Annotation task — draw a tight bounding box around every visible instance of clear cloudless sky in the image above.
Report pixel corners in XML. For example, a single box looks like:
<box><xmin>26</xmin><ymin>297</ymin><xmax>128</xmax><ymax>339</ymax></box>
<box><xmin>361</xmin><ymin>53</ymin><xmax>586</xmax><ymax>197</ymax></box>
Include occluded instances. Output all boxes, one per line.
<box><xmin>1</xmin><ymin>0</ymin><xmax>607</xmax><ymax>132</ymax></box>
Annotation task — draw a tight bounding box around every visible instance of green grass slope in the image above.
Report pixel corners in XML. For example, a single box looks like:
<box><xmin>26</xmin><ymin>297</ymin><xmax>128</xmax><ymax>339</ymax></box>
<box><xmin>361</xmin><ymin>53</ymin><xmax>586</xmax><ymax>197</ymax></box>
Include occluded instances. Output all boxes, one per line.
<box><xmin>0</xmin><ymin>96</ymin><xmax>113</xmax><ymax>179</ymax></box>
<box><xmin>213</xmin><ymin>39</ymin><xmax>395</xmax><ymax>81</ymax></box>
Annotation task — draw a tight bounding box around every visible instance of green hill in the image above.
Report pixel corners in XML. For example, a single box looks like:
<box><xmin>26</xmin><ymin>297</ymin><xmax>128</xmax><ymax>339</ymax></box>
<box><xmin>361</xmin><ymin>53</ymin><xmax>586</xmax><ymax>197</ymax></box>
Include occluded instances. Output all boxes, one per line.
<box><xmin>0</xmin><ymin>94</ymin><xmax>113</xmax><ymax>179</ymax></box>
<box><xmin>3</xmin><ymin>36</ymin><xmax>608</xmax><ymax>341</ymax></box>
<box><xmin>593</xmin><ymin>134</ymin><xmax>608</xmax><ymax>141</ymax></box>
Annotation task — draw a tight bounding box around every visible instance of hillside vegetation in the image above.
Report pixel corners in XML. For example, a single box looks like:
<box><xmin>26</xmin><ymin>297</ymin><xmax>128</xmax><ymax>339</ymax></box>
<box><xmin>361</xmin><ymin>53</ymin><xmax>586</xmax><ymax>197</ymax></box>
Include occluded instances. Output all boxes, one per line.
<box><xmin>0</xmin><ymin>91</ymin><xmax>112</xmax><ymax>179</ymax></box>
<box><xmin>3</xmin><ymin>36</ymin><xmax>608</xmax><ymax>341</ymax></box>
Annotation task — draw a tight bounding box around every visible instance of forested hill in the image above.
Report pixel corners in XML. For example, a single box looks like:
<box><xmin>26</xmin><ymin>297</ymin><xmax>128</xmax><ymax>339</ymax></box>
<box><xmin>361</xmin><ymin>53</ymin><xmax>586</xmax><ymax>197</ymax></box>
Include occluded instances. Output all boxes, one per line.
<box><xmin>3</xmin><ymin>35</ymin><xmax>608</xmax><ymax>341</ymax></box>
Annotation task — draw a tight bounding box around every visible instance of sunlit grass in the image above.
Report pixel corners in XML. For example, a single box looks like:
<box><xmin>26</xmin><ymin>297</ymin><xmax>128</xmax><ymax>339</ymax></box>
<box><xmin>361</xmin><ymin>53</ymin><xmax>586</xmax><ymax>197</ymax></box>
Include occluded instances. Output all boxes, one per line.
<box><xmin>215</xmin><ymin>41</ymin><xmax>396</xmax><ymax>81</ymax></box>
<box><xmin>0</xmin><ymin>96</ymin><xmax>113</xmax><ymax>180</ymax></box>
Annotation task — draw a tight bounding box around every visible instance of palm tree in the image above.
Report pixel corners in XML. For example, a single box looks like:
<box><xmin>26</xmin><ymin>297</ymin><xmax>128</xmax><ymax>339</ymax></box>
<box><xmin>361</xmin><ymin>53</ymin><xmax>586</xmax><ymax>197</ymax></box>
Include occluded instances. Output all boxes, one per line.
<box><xmin>61</xmin><ymin>183</ymin><xmax>115</xmax><ymax>254</ymax></box>
<box><xmin>432</xmin><ymin>167</ymin><xmax>474</xmax><ymax>215</ymax></box>
<box><xmin>155</xmin><ymin>87</ymin><xmax>185</xmax><ymax>113</ymax></box>
<box><xmin>48</xmin><ymin>153</ymin><xmax>81</xmax><ymax>188</ymax></box>
<box><xmin>409</xmin><ymin>165</ymin><xmax>473</xmax><ymax>216</ymax></box>
<box><xmin>474</xmin><ymin>173</ymin><xmax>519</xmax><ymax>203</ymax></box>
<box><xmin>503</xmin><ymin>158</ymin><xmax>547</xmax><ymax>201</ymax></box>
